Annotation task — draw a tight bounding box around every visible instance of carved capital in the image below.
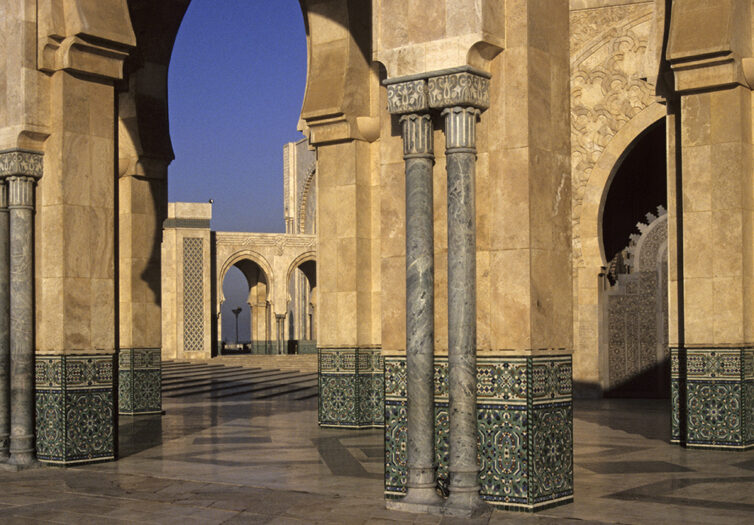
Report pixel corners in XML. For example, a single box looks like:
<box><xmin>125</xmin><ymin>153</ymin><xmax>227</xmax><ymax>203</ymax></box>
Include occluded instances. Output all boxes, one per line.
<box><xmin>0</xmin><ymin>150</ymin><xmax>43</xmax><ymax>179</ymax></box>
<box><xmin>399</xmin><ymin>114</ymin><xmax>433</xmax><ymax>159</ymax></box>
<box><xmin>428</xmin><ymin>71</ymin><xmax>489</xmax><ymax>110</ymax></box>
<box><xmin>6</xmin><ymin>176</ymin><xmax>38</xmax><ymax>210</ymax></box>
<box><xmin>442</xmin><ymin>107</ymin><xmax>480</xmax><ymax>151</ymax></box>
<box><xmin>386</xmin><ymin>79</ymin><xmax>428</xmax><ymax>114</ymax></box>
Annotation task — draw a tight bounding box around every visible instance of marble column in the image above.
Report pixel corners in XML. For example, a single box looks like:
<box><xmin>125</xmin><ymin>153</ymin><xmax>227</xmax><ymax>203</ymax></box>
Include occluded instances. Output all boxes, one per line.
<box><xmin>401</xmin><ymin>113</ymin><xmax>442</xmax><ymax>508</ymax></box>
<box><xmin>276</xmin><ymin>314</ymin><xmax>286</xmax><ymax>354</ymax></box>
<box><xmin>0</xmin><ymin>181</ymin><xmax>9</xmax><ymax>460</ymax></box>
<box><xmin>8</xmin><ymin>174</ymin><xmax>38</xmax><ymax>466</ymax></box>
<box><xmin>443</xmin><ymin>106</ymin><xmax>485</xmax><ymax>515</ymax></box>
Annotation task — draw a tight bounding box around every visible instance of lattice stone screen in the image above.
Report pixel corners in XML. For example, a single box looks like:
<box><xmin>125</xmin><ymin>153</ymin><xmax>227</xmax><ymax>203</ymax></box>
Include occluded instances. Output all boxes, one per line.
<box><xmin>183</xmin><ymin>237</ymin><xmax>204</xmax><ymax>351</ymax></box>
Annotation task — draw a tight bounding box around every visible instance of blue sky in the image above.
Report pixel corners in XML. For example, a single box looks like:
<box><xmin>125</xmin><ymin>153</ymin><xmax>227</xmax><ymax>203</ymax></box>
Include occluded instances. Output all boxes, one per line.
<box><xmin>168</xmin><ymin>1</ymin><xmax>308</xmax><ymax>342</ymax></box>
<box><xmin>168</xmin><ymin>0</ymin><xmax>308</xmax><ymax>233</ymax></box>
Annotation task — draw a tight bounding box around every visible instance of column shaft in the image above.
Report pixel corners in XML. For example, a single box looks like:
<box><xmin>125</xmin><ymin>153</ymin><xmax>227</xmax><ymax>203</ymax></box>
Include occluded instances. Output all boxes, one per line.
<box><xmin>8</xmin><ymin>175</ymin><xmax>37</xmax><ymax>465</ymax></box>
<box><xmin>402</xmin><ymin>114</ymin><xmax>441</xmax><ymax>506</ymax></box>
<box><xmin>444</xmin><ymin>106</ymin><xmax>484</xmax><ymax>512</ymax></box>
<box><xmin>0</xmin><ymin>182</ymin><xmax>9</xmax><ymax>459</ymax></box>
<box><xmin>276</xmin><ymin>314</ymin><xmax>286</xmax><ymax>354</ymax></box>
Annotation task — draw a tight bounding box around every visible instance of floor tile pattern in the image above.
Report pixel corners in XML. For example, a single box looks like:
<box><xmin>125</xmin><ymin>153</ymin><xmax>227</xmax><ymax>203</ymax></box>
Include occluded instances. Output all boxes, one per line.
<box><xmin>3</xmin><ymin>374</ymin><xmax>754</xmax><ymax>523</ymax></box>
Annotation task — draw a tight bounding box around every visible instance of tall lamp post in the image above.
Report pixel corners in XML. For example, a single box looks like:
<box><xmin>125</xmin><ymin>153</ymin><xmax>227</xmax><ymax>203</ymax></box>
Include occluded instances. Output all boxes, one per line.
<box><xmin>232</xmin><ymin>307</ymin><xmax>242</xmax><ymax>345</ymax></box>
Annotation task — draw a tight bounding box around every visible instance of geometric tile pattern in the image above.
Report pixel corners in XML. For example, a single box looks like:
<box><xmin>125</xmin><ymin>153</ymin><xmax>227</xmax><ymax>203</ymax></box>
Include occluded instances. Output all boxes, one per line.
<box><xmin>182</xmin><ymin>237</ymin><xmax>204</xmax><ymax>351</ymax></box>
<box><xmin>35</xmin><ymin>354</ymin><xmax>116</xmax><ymax>464</ymax></box>
<box><xmin>118</xmin><ymin>348</ymin><xmax>162</xmax><ymax>415</ymax></box>
<box><xmin>318</xmin><ymin>347</ymin><xmax>384</xmax><ymax>428</ymax></box>
<box><xmin>384</xmin><ymin>354</ymin><xmax>573</xmax><ymax>511</ymax></box>
<box><xmin>671</xmin><ymin>346</ymin><xmax>754</xmax><ymax>449</ymax></box>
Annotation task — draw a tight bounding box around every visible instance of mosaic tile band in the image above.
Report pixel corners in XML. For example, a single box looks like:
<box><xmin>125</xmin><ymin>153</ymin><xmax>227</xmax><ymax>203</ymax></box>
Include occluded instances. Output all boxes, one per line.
<box><xmin>36</xmin><ymin>354</ymin><xmax>116</xmax><ymax>464</ymax></box>
<box><xmin>118</xmin><ymin>348</ymin><xmax>162</xmax><ymax>415</ymax></box>
<box><xmin>384</xmin><ymin>354</ymin><xmax>573</xmax><ymax>511</ymax></box>
<box><xmin>318</xmin><ymin>348</ymin><xmax>384</xmax><ymax>428</ymax></box>
<box><xmin>671</xmin><ymin>347</ymin><xmax>754</xmax><ymax>449</ymax></box>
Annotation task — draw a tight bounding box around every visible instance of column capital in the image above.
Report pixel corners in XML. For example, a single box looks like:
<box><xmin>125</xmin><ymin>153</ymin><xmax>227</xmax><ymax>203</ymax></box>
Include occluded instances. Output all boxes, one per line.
<box><xmin>0</xmin><ymin>149</ymin><xmax>43</xmax><ymax>179</ymax></box>
<box><xmin>387</xmin><ymin>79</ymin><xmax>429</xmax><ymax>115</ymax></box>
<box><xmin>428</xmin><ymin>71</ymin><xmax>489</xmax><ymax>111</ymax></box>
<box><xmin>6</xmin><ymin>176</ymin><xmax>38</xmax><ymax>210</ymax></box>
<box><xmin>442</xmin><ymin>107</ymin><xmax>481</xmax><ymax>152</ymax></box>
<box><xmin>385</xmin><ymin>67</ymin><xmax>491</xmax><ymax>114</ymax></box>
<box><xmin>399</xmin><ymin>114</ymin><xmax>434</xmax><ymax>159</ymax></box>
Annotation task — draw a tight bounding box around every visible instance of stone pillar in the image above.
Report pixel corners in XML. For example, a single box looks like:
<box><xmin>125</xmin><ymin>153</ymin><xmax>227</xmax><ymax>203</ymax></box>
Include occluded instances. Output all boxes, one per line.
<box><xmin>665</xmin><ymin>2</ymin><xmax>754</xmax><ymax>450</ymax></box>
<box><xmin>402</xmin><ymin>112</ymin><xmax>442</xmax><ymax>509</ymax></box>
<box><xmin>8</xmin><ymin>173</ymin><xmax>40</xmax><ymax>466</ymax></box>
<box><xmin>443</xmin><ymin>105</ymin><xmax>485</xmax><ymax>516</ymax></box>
<box><xmin>117</xmin><ymin>158</ymin><xmax>167</xmax><ymax>415</ymax></box>
<box><xmin>0</xmin><ymin>181</ymin><xmax>8</xmax><ymax>460</ymax></box>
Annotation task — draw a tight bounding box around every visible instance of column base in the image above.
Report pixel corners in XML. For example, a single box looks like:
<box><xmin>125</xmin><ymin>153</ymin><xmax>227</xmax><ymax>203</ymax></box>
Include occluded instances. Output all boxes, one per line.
<box><xmin>385</xmin><ymin>354</ymin><xmax>574</xmax><ymax>511</ymax></box>
<box><xmin>318</xmin><ymin>347</ymin><xmax>383</xmax><ymax>428</ymax></box>
<box><xmin>0</xmin><ymin>458</ymin><xmax>41</xmax><ymax>471</ymax></box>
<box><xmin>671</xmin><ymin>347</ymin><xmax>754</xmax><ymax>450</ymax></box>
<box><xmin>36</xmin><ymin>354</ymin><xmax>116</xmax><ymax>465</ymax></box>
<box><xmin>118</xmin><ymin>348</ymin><xmax>162</xmax><ymax>415</ymax></box>
<box><xmin>443</xmin><ymin>493</ymin><xmax>491</xmax><ymax>518</ymax></box>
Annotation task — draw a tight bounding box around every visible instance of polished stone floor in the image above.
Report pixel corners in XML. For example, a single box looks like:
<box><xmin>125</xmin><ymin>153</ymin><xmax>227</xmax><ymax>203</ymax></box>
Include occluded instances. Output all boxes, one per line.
<box><xmin>0</xmin><ymin>361</ymin><xmax>752</xmax><ymax>524</ymax></box>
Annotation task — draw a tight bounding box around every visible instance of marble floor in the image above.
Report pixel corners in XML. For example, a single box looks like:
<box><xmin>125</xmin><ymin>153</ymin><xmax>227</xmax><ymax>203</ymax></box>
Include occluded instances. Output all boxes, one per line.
<box><xmin>0</xmin><ymin>361</ymin><xmax>752</xmax><ymax>524</ymax></box>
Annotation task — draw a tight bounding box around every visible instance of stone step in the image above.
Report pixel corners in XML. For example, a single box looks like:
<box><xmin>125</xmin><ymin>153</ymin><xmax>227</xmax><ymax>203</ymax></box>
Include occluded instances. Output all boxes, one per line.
<box><xmin>210</xmin><ymin>376</ymin><xmax>319</xmax><ymax>399</ymax></box>
<box><xmin>164</xmin><ymin>371</ymin><xmax>315</xmax><ymax>397</ymax></box>
<box><xmin>162</xmin><ymin>369</ymin><xmax>294</xmax><ymax>392</ymax></box>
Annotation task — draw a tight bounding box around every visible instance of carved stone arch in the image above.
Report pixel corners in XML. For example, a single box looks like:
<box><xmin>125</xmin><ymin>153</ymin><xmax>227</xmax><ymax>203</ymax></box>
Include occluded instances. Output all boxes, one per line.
<box><xmin>286</xmin><ymin>251</ymin><xmax>317</xmax><ymax>291</ymax></box>
<box><xmin>218</xmin><ymin>250</ymin><xmax>274</xmax><ymax>305</ymax></box>
<box><xmin>298</xmin><ymin>162</ymin><xmax>317</xmax><ymax>234</ymax></box>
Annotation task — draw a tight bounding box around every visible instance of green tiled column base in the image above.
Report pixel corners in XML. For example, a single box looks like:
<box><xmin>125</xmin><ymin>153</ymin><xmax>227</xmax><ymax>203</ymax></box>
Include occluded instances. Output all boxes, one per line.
<box><xmin>118</xmin><ymin>348</ymin><xmax>162</xmax><ymax>415</ymax></box>
<box><xmin>35</xmin><ymin>354</ymin><xmax>116</xmax><ymax>465</ymax></box>
<box><xmin>318</xmin><ymin>347</ymin><xmax>384</xmax><ymax>428</ymax></box>
<box><xmin>671</xmin><ymin>347</ymin><xmax>754</xmax><ymax>449</ymax></box>
<box><xmin>385</xmin><ymin>354</ymin><xmax>573</xmax><ymax>511</ymax></box>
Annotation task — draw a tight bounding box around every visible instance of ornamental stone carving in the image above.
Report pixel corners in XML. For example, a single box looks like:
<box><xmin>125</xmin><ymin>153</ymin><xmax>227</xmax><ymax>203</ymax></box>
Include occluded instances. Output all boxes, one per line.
<box><xmin>0</xmin><ymin>150</ymin><xmax>43</xmax><ymax>178</ymax></box>
<box><xmin>570</xmin><ymin>11</ymin><xmax>655</xmax><ymax>267</ymax></box>
<box><xmin>386</xmin><ymin>79</ymin><xmax>428</xmax><ymax>114</ymax></box>
<box><xmin>427</xmin><ymin>71</ymin><xmax>489</xmax><ymax>110</ymax></box>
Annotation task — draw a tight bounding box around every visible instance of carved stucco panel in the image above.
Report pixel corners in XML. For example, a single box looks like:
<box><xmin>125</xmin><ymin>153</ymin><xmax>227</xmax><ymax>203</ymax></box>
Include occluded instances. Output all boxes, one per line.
<box><xmin>570</xmin><ymin>6</ymin><xmax>656</xmax><ymax>269</ymax></box>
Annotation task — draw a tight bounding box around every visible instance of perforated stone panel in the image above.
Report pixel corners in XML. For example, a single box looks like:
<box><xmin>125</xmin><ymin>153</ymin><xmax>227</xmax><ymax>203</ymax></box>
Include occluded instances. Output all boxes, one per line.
<box><xmin>182</xmin><ymin>237</ymin><xmax>204</xmax><ymax>352</ymax></box>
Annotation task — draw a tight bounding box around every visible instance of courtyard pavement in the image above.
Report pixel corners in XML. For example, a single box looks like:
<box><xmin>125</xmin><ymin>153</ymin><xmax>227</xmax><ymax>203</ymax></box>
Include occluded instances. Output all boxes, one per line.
<box><xmin>0</xmin><ymin>361</ymin><xmax>752</xmax><ymax>524</ymax></box>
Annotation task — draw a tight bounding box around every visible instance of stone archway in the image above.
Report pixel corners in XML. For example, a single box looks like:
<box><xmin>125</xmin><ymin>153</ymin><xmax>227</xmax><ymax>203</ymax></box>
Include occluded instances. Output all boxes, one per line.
<box><xmin>218</xmin><ymin>255</ymin><xmax>273</xmax><ymax>355</ymax></box>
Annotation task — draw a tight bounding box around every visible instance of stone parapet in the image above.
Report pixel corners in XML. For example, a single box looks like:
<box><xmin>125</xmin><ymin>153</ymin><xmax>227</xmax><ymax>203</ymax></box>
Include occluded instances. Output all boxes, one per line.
<box><xmin>35</xmin><ymin>354</ymin><xmax>116</xmax><ymax>465</ymax></box>
<box><xmin>318</xmin><ymin>347</ymin><xmax>384</xmax><ymax>428</ymax></box>
<box><xmin>385</xmin><ymin>354</ymin><xmax>574</xmax><ymax>511</ymax></box>
<box><xmin>671</xmin><ymin>346</ymin><xmax>754</xmax><ymax>449</ymax></box>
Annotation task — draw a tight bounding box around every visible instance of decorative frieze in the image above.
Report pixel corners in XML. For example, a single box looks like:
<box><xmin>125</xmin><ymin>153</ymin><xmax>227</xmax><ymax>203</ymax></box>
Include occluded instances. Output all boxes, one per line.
<box><xmin>35</xmin><ymin>354</ymin><xmax>116</xmax><ymax>464</ymax></box>
<box><xmin>118</xmin><ymin>348</ymin><xmax>161</xmax><ymax>415</ymax></box>
<box><xmin>385</xmin><ymin>354</ymin><xmax>574</xmax><ymax>512</ymax></box>
<box><xmin>318</xmin><ymin>347</ymin><xmax>384</xmax><ymax>428</ymax></box>
<box><xmin>671</xmin><ymin>346</ymin><xmax>754</xmax><ymax>449</ymax></box>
